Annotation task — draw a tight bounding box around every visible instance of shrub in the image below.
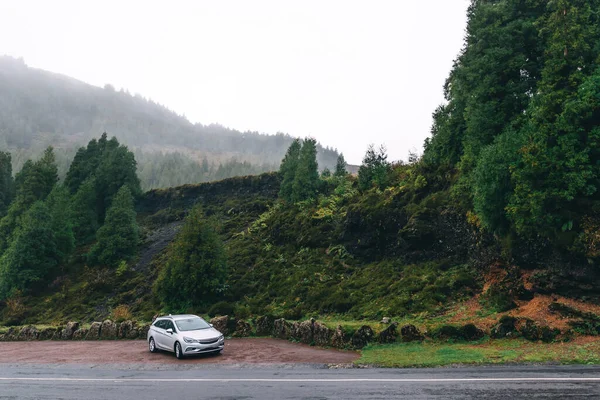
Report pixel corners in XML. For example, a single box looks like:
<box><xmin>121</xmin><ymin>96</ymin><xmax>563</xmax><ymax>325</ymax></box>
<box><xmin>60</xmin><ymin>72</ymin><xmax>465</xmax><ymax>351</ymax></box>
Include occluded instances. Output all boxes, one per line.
<box><xmin>208</xmin><ymin>301</ymin><xmax>235</xmax><ymax>317</ymax></box>
<box><xmin>430</xmin><ymin>324</ymin><xmax>484</xmax><ymax>341</ymax></box>
<box><xmin>234</xmin><ymin>304</ymin><xmax>252</xmax><ymax>319</ymax></box>
<box><xmin>479</xmin><ymin>284</ymin><xmax>516</xmax><ymax>312</ymax></box>
<box><xmin>112</xmin><ymin>304</ymin><xmax>132</xmax><ymax>322</ymax></box>
<box><xmin>116</xmin><ymin>261</ymin><xmax>129</xmax><ymax>278</ymax></box>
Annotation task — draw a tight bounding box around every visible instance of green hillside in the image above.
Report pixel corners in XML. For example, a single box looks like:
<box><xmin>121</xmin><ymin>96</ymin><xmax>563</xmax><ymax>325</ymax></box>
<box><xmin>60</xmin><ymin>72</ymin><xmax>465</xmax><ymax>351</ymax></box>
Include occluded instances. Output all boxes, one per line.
<box><xmin>1</xmin><ymin>0</ymin><xmax>600</xmax><ymax>343</ymax></box>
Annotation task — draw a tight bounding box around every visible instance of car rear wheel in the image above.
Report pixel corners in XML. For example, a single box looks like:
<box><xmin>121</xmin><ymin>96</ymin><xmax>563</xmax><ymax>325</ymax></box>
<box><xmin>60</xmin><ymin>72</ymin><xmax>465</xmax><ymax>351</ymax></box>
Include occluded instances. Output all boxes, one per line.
<box><xmin>149</xmin><ymin>338</ymin><xmax>157</xmax><ymax>353</ymax></box>
<box><xmin>175</xmin><ymin>342</ymin><xmax>184</xmax><ymax>359</ymax></box>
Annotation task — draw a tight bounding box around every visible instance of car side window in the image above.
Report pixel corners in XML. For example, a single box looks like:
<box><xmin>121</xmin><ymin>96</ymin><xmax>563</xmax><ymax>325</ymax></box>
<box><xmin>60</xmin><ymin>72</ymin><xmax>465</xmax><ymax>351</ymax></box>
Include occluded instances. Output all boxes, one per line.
<box><xmin>166</xmin><ymin>321</ymin><xmax>176</xmax><ymax>332</ymax></box>
<box><xmin>154</xmin><ymin>320</ymin><xmax>165</xmax><ymax>329</ymax></box>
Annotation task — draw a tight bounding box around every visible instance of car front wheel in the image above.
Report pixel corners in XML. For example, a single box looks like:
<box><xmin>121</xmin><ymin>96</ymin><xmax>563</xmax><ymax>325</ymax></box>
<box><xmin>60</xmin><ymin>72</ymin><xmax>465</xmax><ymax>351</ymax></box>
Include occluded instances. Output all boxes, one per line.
<box><xmin>149</xmin><ymin>338</ymin><xmax>157</xmax><ymax>353</ymax></box>
<box><xmin>175</xmin><ymin>342</ymin><xmax>184</xmax><ymax>359</ymax></box>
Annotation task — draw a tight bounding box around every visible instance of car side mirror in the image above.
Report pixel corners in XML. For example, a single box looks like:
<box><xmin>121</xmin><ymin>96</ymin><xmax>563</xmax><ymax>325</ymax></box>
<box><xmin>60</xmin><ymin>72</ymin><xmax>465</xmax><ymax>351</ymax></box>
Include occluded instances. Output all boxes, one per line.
<box><xmin>166</xmin><ymin>328</ymin><xmax>173</xmax><ymax>334</ymax></box>
<box><xmin>210</xmin><ymin>324</ymin><xmax>214</xmax><ymax>327</ymax></box>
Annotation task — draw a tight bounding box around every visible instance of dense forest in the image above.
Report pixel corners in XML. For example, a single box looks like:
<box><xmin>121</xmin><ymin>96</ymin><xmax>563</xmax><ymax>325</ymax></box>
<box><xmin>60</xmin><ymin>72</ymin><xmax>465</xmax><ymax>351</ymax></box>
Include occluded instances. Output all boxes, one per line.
<box><xmin>0</xmin><ymin>0</ymin><xmax>599</xmax><ymax>330</ymax></box>
<box><xmin>0</xmin><ymin>55</ymin><xmax>340</xmax><ymax>189</ymax></box>
<box><xmin>424</xmin><ymin>0</ymin><xmax>599</xmax><ymax>254</ymax></box>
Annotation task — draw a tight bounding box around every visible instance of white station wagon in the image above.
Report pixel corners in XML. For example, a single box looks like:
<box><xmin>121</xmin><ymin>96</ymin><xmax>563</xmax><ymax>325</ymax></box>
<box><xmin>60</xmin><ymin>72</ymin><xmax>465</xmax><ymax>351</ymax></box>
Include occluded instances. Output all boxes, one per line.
<box><xmin>148</xmin><ymin>314</ymin><xmax>225</xmax><ymax>359</ymax></box>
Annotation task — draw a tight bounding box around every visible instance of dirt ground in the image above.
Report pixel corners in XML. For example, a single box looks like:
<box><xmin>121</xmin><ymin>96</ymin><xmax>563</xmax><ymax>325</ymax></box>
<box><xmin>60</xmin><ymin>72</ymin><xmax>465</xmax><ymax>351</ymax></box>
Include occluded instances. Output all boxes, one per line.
<box><xmin>0</xmin><ymin>338</ymin><xmax>358</xmax><ymax>365</ymax></box>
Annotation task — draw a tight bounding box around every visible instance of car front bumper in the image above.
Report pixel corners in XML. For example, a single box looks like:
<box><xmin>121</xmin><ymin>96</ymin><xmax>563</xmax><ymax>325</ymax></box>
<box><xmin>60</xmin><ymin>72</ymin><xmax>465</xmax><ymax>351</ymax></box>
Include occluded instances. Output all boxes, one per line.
<box><xmin>183</xmin><ymin>340</ymin><xmax>225</xmax><ymax>354</ymax></box>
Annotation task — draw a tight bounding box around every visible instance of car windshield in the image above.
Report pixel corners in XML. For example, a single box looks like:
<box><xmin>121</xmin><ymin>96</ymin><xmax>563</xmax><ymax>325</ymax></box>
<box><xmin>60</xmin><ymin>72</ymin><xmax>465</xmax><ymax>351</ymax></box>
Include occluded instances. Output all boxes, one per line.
<box><xmin>175</xmin><ymin>317</ymin><xmax>211</xmax><ymax>331</ymax></box>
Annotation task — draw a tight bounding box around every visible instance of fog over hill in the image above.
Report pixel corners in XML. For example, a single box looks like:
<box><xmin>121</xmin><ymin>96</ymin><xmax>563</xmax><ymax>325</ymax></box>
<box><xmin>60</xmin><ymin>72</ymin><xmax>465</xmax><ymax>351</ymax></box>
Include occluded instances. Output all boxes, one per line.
<box><xmin>0</xmin><ymin>56</ymin><xmax>340</xmax><ymax>189</ymax></box>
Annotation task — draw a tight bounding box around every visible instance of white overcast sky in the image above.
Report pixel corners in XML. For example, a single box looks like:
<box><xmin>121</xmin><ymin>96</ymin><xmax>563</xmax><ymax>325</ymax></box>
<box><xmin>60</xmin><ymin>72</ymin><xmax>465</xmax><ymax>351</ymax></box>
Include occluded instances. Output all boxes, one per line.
<box><xmin>0</xmin><ymin>0</ymin><xmax>469</xmax><ymax>164</ymax></box>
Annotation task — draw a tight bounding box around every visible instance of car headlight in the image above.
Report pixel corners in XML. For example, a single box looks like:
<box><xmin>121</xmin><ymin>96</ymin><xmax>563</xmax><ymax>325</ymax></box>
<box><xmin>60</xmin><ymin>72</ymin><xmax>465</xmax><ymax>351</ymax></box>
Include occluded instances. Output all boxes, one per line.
<box><xmin>219</xmin><ymin>335</ymin><xmax>224</xmax><ymax>342</ymax></box>
<box><xmin>183</xmin><ymin>337</ymin><xmax>199</xmax><ymax>344</ymax></box>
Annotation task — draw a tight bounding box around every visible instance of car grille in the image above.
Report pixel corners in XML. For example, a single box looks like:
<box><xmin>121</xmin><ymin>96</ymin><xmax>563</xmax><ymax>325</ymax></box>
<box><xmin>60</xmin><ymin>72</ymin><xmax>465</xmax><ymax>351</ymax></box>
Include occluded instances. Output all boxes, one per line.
<box><xmin>199</xmin><ymin>338</ymin><xmax>219</xmax><ymax>344</ymax></box>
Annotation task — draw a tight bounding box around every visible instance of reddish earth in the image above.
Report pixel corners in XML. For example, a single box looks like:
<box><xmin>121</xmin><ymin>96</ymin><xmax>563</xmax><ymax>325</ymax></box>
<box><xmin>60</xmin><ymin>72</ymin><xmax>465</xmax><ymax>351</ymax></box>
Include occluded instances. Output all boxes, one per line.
<box><xmin>0</xmin><ymin>338</ymin><xmax>358</xmax><ymax>365</ymax></box>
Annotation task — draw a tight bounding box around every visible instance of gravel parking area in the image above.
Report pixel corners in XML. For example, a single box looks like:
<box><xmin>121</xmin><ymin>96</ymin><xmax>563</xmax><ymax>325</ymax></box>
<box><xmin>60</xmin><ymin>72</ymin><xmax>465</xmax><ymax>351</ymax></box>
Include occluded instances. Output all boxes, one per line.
<box><xmin>0</xmin><ymin>338</ymin><xmax>358</xmax><ymax>365</ymax></box>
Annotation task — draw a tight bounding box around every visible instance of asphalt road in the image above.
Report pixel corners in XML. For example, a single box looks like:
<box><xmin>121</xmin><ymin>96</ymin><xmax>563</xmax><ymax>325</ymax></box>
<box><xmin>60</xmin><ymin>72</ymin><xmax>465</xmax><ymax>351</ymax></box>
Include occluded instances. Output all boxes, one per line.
<box><xmin>1</xmin><ymin>364</ymin><xmax>600</xmax><ymax>399</ymax></box>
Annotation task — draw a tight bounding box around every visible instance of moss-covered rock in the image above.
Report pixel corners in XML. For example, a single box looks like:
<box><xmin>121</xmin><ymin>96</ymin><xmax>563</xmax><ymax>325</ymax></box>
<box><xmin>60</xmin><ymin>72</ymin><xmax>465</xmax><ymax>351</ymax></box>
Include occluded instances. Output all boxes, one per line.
<box><xmin>233</xmin><ymin>320</ymin><xmax>252</xmax><ymax>337</ymax></box>
<box><xmin>351</xmin><ymin>325</ymin><xmax>375</xmax><ymax>348</ymax></box>
<box><xmin>254</xmin><ymin>315</ymin><xmax>275</xmax><ymax>336</ymax></box>
<box><xmin>490</xmin><ymin>316</ymin><xmax>518</xmax><ymax>339</ymax></box>
<box><xmin>86</xmin><ymin>322</ymin><xmax>102</xmax><ymax>340</ymax></box>
<box><xmin>430</xmin><ymin>324</ymin><xmax>484</xmax><ymax>341</ymax></box>
<box><xmin>400</xmin><ymin>324</ymin><xmax>424</xmax><ymax>342</ymax></box>
<box><xmin>378</xmin><ymin>322</ymin><xmax>399</xmax><ymax>343</ymax></box>
<box><xmin>313</xmin><ymin>321</ymin><xmax>333</xmax><ymax>347</ymax></box>
<box><xmin>518</xmin><ymin>319</ymin><xmax>560</xmax><ymax>342</ymax></box>
<box><xmin>100</xmin><ymin>320</ymin><xmax>118</xmax><ymax>339</ymax></box>
<box><xmin>273</xmin><ymin>318</ymin><xmax>292</xmax><ymax>339</ymax></box>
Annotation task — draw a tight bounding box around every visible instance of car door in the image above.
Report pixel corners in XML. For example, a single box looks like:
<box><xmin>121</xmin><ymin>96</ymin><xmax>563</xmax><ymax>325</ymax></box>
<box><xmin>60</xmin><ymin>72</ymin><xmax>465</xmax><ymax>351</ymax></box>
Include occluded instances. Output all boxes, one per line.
<box><xmin>162</xmin><ymin>320</ymin><xmax>177</xmax><ymax>351</ymax></box>
<box><xmin>152</xmin><ymin>320</ymin><xmax>167</xmax><ymax>350</ymax></box>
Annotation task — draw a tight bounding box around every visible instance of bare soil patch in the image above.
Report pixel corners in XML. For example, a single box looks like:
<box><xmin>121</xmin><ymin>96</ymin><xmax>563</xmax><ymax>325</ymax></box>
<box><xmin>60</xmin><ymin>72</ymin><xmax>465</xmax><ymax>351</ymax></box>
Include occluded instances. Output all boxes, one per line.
<box><xmin>0</xmin><ymin>338</ymin><xmax>358</xmax><ymax>365</ymax></box>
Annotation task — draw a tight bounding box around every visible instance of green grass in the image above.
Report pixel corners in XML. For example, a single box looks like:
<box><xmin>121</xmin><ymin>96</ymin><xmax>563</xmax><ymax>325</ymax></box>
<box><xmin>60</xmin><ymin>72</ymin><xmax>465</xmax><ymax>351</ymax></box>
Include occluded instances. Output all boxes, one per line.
<box><xmin>358</xmin><ymin>338</ymin><xmax>600</xmax><ymax>367</ymax></box>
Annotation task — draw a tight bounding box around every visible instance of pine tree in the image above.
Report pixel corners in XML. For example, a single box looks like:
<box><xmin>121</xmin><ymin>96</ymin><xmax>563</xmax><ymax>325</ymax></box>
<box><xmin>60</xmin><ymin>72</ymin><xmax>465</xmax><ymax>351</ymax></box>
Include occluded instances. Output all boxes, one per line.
<box><xmin>358</xmin><ymin>145</ymin><xmax>391</xmax><ymax>191</ymax></box>
<box><xmin>154</xmin><ymin>206</ymin><xmax>226</xmax><ymax>311</ymax></box>
<box><xmin>0</xmin><ymin>147</ymin><xmax>59</xmax><ymax>253</ymax></box>
<box><xmin>321</xmin><ymin>168</ymin><xmax>331</xmax><ymax>178</ymax></box>
<box><xmin>71</xmin><ymin>178</ymin><xmax>99</xmax><ymax>245</ymax></box>
<box><xmin>507</xmin><ymin>0</ymin><xmax>600</xmax><ymax>237</ymax></box>
<box><xmin>14</xmin><ymin>147</ymin><xmax>58</xmax><ymax>207</ymax></box>
<box><xmin>88</xmin><ymin>185</ymin><xmax>139</xmax><ymax>267</ymax></box>
<box><xmin>278</xmin><ymin>139</ymin><xmax>301</xmax><ymax>201</ymax></box>
<box><xmin>334</xmin><ymin>154</ymin><xmax>347</xmax><ymax>177</ymax></box>
<box><xmin>95</xmin><ymin>145</ymin><xmax>141</xmax><ymax>222</ymax></box>
<box><xmin>0</xmin><ymin>202</ymin><xmax>59</xmax><ymax>298</ymax></box>
<box><xmin>292</xmin><ymin>138</ymin><xmax>319</xmax><ymax>202</ymax></box>
<box><xmin>423</xmin><ymin>0</ymin><xmax>546</xmax><ymax>167</ymax></box>
<box><xmin>65</xmin><ymin>135</ymin><xmax>141</xmax><ymax>222</ymax></box>
<box><xmin>0</xmin><ymin>152</ymin><xmax>13</xmax><ymax>216</ymax></box>
<box><xmin>45</xmin><ymin>185</ymin><xmax>75</xmax><ymax>262</ymax></box>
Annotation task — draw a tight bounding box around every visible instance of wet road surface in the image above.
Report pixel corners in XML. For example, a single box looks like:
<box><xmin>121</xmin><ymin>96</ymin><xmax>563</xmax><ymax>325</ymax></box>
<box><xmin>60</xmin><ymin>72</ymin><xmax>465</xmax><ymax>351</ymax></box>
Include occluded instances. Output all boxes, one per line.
<box><xmin>1</xmin><ymin>364</ymin><xmax>599</xmax><ymax>399</ymax></box>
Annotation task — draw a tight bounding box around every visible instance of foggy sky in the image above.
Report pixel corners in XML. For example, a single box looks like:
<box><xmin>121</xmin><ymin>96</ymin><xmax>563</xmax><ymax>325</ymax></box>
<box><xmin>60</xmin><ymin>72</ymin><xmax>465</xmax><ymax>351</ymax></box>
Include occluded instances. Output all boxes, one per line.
<box><xmin>0</xmin><ymin>0</ymin><xmax>469</xmax><ymax>164</ymax></box>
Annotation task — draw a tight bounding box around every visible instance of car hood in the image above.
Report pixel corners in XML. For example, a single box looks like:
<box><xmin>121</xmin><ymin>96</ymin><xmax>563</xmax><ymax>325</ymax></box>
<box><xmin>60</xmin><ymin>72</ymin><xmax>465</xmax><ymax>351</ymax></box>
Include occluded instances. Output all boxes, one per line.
<box><xmin>180</xmin><ymin>328</ymin><xmax>222</xmax><ymax>340</ymax></box>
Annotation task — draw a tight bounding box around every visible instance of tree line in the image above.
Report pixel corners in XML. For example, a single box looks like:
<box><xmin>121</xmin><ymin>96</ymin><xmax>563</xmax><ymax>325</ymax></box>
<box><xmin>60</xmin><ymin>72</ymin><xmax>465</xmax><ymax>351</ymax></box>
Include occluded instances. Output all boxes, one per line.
<box><xmin>0</xmin><ymin>134</ymin><xmax>140</xmax><ymax>300</ymax></box>
<box><xmin>423</xmin><ymin>0</ymin><xmax>600</xmax><ymax>247</ymax></box>
<box><xmin>0</xmin><ymin>55</ymin><xmax>340</xmax><ymax>178</ymax></box>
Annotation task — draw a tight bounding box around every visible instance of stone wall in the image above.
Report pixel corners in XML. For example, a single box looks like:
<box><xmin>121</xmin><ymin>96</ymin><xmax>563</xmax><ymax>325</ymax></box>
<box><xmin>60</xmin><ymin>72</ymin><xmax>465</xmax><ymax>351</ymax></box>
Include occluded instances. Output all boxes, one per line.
<box><xmin>0</xmin><ymin>320</ymin><xmax>150</xmax><ymax>342</ymax></box>
<box><xmin>0</xmin><ymin>316</ymin><xmax>495</xmax><ymax>350</ymax></box>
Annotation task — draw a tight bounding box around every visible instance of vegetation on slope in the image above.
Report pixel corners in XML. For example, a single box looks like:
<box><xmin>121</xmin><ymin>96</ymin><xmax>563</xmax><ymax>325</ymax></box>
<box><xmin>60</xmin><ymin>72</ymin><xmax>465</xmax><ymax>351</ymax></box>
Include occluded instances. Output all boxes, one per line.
<box><xmin>1</xmin><ymin>0</ymin><xmax>600</xmax><ymax>349</ymax></box>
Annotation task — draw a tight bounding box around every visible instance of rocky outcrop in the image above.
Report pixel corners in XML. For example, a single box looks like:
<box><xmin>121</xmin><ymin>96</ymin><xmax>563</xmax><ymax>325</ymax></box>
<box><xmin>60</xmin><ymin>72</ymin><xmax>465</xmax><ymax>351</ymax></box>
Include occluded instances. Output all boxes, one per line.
<box><xmin>100</xmin><ymin>320</ymin><xmax>118</xmax><ymax>339</ymax></box>
<box><xmin>210</xmin><ymin>316</ymin><xmax>230</xmax><ymax>335</ymax></box>
<box><xmin>86</xmin><ymin>322</ymin><xmax>102</xmax><ymax>340</ymax></box>
<box><xmin>255</xmin><ymin>315</ymin><xmax>275</xmax><ymax>336</ymax></box>
<box><xmin>39</xmin><ymin>327</ymin><xmax>58</xmax><ymax>340</ymax></box>
<box><xmin>518</xmin><ymin>319</ymin><xmax>560</xmax><ymax>343</ymax></box>
<box><xmin>461</xmin><ymin>324</ymin><xmax>485</xmax><ymax>341</ymax></box>
<box><xmin>313</xmin><ymin>322</ymin><xmax>333</xmax><ymax>347</ymax></box>
<box><xmin>331</xmin><ymin>325</ymin><xmax>350</xmax><ymax>348</ymax></box>
<box><xmin>73</xmin><ymin>328</ymin><xmax>88</xmax><ymax>340</ymax></box>
<box><xmin>292</xmin><ymin>319</ymin><xmax>314</xmax><ymax>343</ymax></box>
<box><xmin>61</xmin><ymin>321</ymin><xmax>79</xmax><ymax>340</ymax></box>
<box><xmin>379</xmin><ymin>322</ymin><xmax>398</xmax><ymax>343</ymax></box>
<box><xmin>234</xmin><ymin>320</ymin><xmax>253</xmax><ymax>337</ymax></box>
<box><xmin>273</xmin><ymin>318</ymin><xmax>292</xmax><ymax>339</ymax></box>
<box><xmin>351</xmin><ymin>326</ymin><xmax>375</xmax><ymax>348</ymax></box>
<box><xmin>118</xmin><ymin>320</ymin><xmax>134</xmax><ymax>338</ymax></box>
<box><xmin>18</xmin><ymin>326</ymin><xmax>39</xmax><ymax>341</ymax></box>
<box><xmin>491</xmin><ymin>316</ymin><xmax>518</xmax><ymax>339</ymax></box>
<box><xmin>400</xmin><ymin>324</ymin><xmax>424</xmax><ymax>342</ymax></box>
